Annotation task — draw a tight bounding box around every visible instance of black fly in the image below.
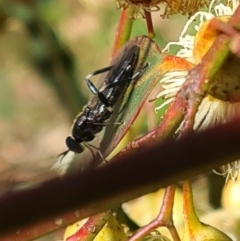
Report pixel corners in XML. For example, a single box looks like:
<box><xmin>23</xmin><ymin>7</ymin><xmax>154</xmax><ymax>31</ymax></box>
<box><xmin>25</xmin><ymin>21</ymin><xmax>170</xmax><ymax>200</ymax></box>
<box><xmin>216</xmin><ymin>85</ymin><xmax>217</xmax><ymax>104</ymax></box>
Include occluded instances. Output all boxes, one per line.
<box><xmin>58</xmin><ymin>44</ymin><xmax>148</xmax><ymax>165</ymax></box>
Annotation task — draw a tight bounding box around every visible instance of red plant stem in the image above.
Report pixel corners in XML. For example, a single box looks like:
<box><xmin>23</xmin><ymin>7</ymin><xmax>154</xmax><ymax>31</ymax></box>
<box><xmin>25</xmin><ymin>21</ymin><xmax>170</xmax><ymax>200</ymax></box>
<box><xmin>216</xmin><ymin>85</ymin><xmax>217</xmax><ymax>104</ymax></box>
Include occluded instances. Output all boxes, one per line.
<box><xmin>159</xmin><ymin>186</ymin><xmax>180</xmax><ymax>241</ymax></box>
<box><xmin>209</xmin><ymin>18</ymin><xmax>240</xmax><ymax>57</ymax></box>
<box><xmin>128</xmin><ymin>185</ymin><xmax>180</xmax><ymax>241</ymax></box>
<box><xmin>117</xmin><ymin>91</ymin><xmax>186</xmax><ymax>160</ymax></box>
<box><xmin>144</xmin><ymin>9</ymin><xmax>156</xmax><ymax>38</ymax></box>
<box><xmin>0</xmin><ymin>208</ymin><xmax>95</xmax><ymax>241</ymax></box>
<box><xmin>66</xmin><ymin>211</ymin><xmax>113</xmax><ymax>241</ymax></box>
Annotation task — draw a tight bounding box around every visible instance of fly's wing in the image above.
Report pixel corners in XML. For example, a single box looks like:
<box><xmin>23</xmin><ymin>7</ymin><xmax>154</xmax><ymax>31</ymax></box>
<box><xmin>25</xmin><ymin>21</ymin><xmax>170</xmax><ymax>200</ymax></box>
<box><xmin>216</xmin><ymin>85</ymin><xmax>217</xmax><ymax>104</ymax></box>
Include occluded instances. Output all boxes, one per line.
<box><xmin>100</xmin><ymin>36</ymin><xmax>163</xmax><ymax>158</ymax></box>
<box><xmin>104</xmin><ymin>44</ymin><xmax>139</xmax><ymax>88</ymax></box>
<box><xmin>98</xmin><ymin>45</ymin><xmax>140</xmax><ymax>107</ymax></box>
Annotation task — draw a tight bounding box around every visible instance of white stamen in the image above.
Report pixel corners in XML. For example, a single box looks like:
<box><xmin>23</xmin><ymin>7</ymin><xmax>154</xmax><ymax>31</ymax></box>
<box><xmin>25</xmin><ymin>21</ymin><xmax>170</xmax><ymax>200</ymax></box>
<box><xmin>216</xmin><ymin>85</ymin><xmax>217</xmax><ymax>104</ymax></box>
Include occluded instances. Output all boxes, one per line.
<box><xmin>155</xmin><ymin>98</ymin><xmax>173</xmax><ymax>113</ymax></box>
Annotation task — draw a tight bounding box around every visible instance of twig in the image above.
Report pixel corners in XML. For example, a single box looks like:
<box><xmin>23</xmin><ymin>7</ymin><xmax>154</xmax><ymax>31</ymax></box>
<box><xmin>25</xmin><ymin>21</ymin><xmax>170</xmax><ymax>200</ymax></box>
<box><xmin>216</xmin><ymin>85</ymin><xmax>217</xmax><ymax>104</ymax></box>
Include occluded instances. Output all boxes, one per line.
<box><xmin>144</xmin><ymin>10</ymin><xmax>156</xmax><ymax>39</ymax></box>
<box><xmin>1</xmin><ymin>117</ymin><xmax>240</xmax><ymax>237</ymax></box>
<box><xmin>128</xmin><ymin>185</ymin><xmax>180</xmax><ymax>241</ymax></box>
<box><xmin>66</xmin><ymin>211</ymin><xmax>113</xmax><ymax>241</ymax></box>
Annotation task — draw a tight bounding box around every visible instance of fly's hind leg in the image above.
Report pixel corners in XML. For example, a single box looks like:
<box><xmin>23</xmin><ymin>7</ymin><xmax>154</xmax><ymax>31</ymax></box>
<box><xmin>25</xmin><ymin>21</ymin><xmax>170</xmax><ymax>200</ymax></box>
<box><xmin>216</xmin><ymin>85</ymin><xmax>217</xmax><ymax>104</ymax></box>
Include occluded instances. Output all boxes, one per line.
<box><xmin>101</xmin><ymin>62</ymin><xmax>150</xmax><ymax>90</ymax></box>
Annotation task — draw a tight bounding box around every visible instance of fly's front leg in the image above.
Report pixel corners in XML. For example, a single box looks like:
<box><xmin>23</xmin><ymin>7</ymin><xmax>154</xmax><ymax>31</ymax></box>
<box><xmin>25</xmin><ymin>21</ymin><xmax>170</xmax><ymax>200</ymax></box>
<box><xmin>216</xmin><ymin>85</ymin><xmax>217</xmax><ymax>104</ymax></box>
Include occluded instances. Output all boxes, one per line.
<box><xmin>85</xmin><ymin>66</ymin><xmax>113</xmax><ymax>107</ymax></box>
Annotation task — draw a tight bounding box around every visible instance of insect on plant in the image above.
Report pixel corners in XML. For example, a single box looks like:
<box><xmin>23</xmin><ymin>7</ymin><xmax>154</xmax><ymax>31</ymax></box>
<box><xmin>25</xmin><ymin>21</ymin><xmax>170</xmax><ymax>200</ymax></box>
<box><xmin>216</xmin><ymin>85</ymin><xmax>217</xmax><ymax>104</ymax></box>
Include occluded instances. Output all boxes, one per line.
<box><xmin>58</xmin><ymin>44</ymin><xmax>149</xmax><ymax>164</ymax></box>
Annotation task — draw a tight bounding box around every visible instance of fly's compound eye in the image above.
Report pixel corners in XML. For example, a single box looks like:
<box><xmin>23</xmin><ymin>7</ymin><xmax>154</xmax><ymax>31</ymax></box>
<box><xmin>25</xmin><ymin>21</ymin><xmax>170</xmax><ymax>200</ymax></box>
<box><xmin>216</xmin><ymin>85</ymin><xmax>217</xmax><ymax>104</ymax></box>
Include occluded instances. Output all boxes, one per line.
<box><xmin>66</xmin><ymin>136</ymin><xmax>84</xmax><ymax>153</ymax></box>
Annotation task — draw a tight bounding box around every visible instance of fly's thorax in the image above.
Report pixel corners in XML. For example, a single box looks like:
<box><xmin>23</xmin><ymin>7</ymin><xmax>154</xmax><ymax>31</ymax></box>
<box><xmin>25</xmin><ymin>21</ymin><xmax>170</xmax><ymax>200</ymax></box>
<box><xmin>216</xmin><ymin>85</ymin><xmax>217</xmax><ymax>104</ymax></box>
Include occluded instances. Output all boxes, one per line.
<box><xmin>86</xmin><ymin>101</ymin><xmax>111</xmax><ymax>122</ymax></box>
<box><xmin>72</xmin><ymin>113</ymin><xmax>93</xmax><ymax>142</ymax></box>
<box><xmin>72</xmin><ymin>110</ymin><xmax>105</xmax><ymax>143</ymax></box>
<box><xmin>96</xmin><ymin>103</ymin><xmax>112</xmax><ymax>122</ymax></box>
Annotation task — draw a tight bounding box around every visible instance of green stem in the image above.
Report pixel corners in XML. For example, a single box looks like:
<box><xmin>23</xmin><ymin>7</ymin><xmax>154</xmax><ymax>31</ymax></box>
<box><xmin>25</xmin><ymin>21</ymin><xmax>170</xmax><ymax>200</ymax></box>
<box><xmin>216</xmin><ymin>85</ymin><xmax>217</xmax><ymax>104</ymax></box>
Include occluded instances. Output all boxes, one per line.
<box><xmin>112</xmin><ymin>7</ymin><xmax>135</xmax><ymax>58</ymax></box>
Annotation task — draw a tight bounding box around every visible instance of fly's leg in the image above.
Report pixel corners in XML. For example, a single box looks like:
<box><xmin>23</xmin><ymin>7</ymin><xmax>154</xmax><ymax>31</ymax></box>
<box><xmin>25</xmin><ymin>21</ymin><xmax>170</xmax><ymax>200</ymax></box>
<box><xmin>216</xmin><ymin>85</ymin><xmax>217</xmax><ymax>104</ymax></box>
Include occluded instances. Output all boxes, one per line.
<box><xmin>93</xmin><ymin>121</ymin><xmax>123</xmax><ymax>126</ymax></box>
<box><xmin>85</xmin><ymin>143</ymin><xmax>107</xmax><ymax>163</ymax></box>
<box><xmin>85</xmin><ymin>66</ymin><xmax>113</xmax><ymax>107</ymax></box>
<box><xmin>100</xmin><ymin>62</ymin><xmax>150</xmax><ymax>90</ymax></box>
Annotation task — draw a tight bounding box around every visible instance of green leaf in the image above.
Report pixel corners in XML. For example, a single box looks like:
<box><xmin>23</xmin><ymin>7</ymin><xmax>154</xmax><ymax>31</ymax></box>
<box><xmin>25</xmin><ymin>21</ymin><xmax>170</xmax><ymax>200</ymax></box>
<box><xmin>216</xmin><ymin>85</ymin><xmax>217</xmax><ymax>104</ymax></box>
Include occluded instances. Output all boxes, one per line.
<box><xmin>100</xmin><ymin>35</ymin><xmax>163</xmax><ymax>158</ymax></box>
